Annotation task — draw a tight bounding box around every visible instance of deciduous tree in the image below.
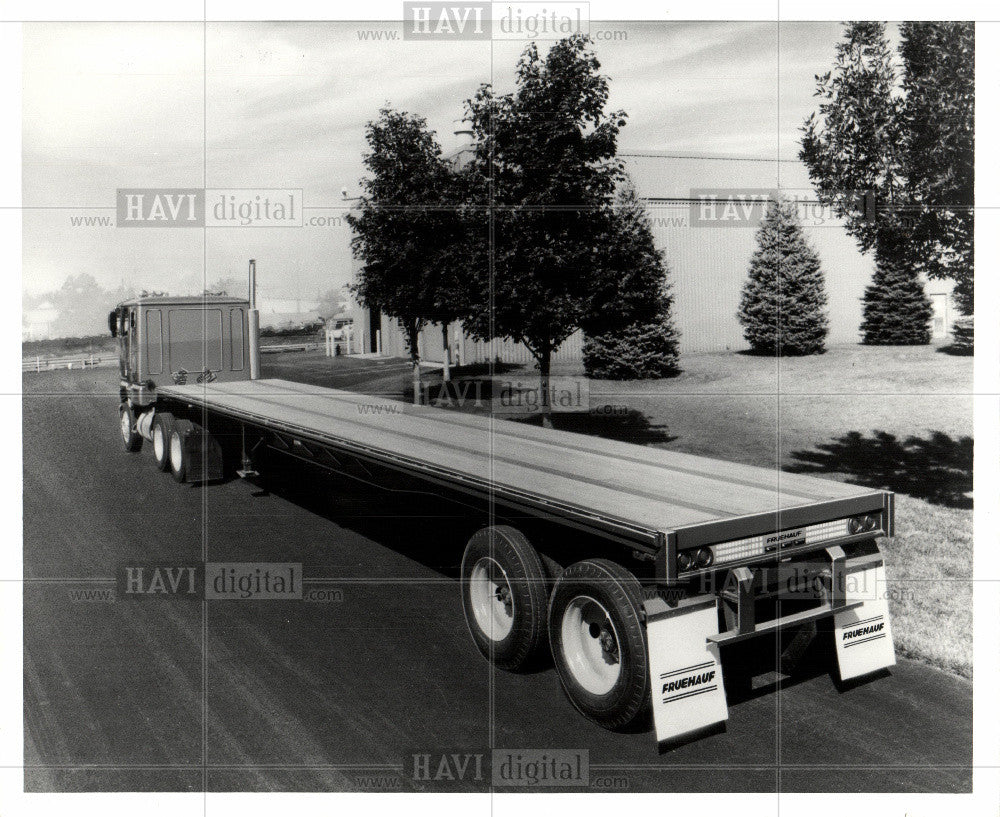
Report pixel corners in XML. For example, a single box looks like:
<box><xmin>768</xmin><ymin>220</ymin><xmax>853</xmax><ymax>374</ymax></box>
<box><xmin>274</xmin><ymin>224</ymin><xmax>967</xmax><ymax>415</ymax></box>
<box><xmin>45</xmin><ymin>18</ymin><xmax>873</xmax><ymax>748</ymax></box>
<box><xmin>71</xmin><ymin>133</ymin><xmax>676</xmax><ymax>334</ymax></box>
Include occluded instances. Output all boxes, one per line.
<box><xmin>463</xmin><ymin>35</ymin><xmax>626</xmax><ymax>425</ymax></box>
<box><xmin>801</xmin><ymin>21</ymin><xmax>974</xmax><ymax>344</ymax></box>
<box><xmin>346</xmin><ymin>108</ymin><xmax>458</xmax><ymax>402</ymax></box>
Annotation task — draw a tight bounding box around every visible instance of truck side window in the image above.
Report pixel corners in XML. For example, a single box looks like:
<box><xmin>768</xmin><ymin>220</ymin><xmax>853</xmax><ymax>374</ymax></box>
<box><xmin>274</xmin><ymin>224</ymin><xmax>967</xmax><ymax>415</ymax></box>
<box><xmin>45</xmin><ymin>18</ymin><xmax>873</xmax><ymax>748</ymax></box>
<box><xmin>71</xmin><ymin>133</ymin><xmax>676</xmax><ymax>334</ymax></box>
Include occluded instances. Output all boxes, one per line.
<box><xmin>146</xmin><ymin>309</ymin><xmax>163</xmax><ymax>375</ymax></box>
<box><xmin>231</xmin><ymin>308</ymin><xmax>245</xmax><ymax>370</ymax></box>
<box><xmin>128</xmin><ymin>309</ymin><xmax>139</xmax><ymax>376</ymax></box>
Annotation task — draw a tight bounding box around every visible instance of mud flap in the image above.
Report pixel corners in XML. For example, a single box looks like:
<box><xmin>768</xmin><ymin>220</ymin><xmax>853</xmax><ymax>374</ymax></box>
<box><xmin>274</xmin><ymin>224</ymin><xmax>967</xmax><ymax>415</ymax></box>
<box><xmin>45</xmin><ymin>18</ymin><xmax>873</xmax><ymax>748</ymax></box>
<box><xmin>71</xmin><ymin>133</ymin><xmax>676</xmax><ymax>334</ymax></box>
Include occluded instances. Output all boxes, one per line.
<box><xmin>644</xmin><ymin>595</ymin><xmax>728</xmax><ymax>744</ymax></box>
<box><xmin>181</xmin><ymin>424</ymin><xmax>224</xmax><ymax>483</ymax></box>
<box><xmin>831</xmin><ymin>547</ymin><xmax>896</xmax><ymax>682</ymax></box>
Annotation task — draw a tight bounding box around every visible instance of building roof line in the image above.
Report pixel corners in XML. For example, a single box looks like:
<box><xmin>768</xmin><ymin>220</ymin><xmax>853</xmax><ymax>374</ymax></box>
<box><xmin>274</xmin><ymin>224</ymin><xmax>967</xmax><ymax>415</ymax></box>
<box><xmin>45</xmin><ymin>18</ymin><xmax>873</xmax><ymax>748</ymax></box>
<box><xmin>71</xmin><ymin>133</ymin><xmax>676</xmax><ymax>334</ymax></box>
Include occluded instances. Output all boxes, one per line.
<box><xmin>642</xmin><ymin>196</ymin><xmax>823</xmax><ymax>204</ymax></box>
<box><xmin>620</xmin><ymin>151</ymin><xmax>802</xmax><ymax>163</ymax></box>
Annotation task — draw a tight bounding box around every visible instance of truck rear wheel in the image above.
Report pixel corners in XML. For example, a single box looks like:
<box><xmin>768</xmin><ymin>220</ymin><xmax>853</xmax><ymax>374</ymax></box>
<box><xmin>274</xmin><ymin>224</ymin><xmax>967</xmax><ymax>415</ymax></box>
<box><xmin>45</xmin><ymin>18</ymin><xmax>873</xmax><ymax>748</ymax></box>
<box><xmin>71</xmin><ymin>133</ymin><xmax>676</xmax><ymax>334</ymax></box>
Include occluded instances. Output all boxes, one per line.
<box><xmin>169</xmin><ymin>420</ymin><xmax>193</xmax><ymax>483</ymax></box>
<box><xmin>152</xmin><ymin>413</ymin><xmax>174</xmax><ymax>471</ymax></box>
<box><xmin>548</xmin><ymin>559</ymin><xmax>649</xmax><ymax>730</ymax></box>
<box><xmin>460</xmin><ymin>525</ymin><xmax>548</xmax><ymax>671</ymax></box>
<box><xmin>119</xmin><ymin>403</ymin><xmax>142</xmax><ymax>452</ymax></box>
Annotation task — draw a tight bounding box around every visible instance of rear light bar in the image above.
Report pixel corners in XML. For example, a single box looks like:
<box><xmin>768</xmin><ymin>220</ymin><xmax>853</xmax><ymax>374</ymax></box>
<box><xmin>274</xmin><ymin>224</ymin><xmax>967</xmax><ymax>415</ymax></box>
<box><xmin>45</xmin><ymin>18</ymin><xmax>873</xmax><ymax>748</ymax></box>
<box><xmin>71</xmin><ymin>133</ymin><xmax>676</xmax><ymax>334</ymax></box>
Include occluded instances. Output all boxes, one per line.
<box><xmin>676</xmin><ymin>514</ymin><xmax>882</xmax><ymax>574</ymax></box>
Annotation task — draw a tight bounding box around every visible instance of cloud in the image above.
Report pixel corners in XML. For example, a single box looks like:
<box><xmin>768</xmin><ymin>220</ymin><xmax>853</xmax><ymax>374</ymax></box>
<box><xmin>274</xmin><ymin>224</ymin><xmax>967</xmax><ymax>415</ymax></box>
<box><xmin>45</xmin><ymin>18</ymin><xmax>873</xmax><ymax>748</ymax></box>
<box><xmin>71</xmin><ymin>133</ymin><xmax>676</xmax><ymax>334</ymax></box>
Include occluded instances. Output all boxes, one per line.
<box><xmin>22</xmin><ymin>20</ymin><xmax>852</xmax><ymax>297</ymax></box>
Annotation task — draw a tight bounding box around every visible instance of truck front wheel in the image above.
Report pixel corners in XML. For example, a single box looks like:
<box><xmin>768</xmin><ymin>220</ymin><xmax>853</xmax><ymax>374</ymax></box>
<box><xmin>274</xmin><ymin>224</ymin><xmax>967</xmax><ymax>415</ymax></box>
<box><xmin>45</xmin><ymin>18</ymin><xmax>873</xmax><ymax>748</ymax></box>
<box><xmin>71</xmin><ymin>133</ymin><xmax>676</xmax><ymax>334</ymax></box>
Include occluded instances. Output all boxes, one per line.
<box><xmin>460</xmin><ymin>525</ymin><xmax>548</xmax><ymax>671</ymax></box>
<box><xmin>548</xmin><ymin>559</ymin><xmax>650</xmax><ymax>730</ymax></box>
<box><xmin>118</xmin><ymin>403</ymin><xmax>142</xmax><ymax>452</ymax></box>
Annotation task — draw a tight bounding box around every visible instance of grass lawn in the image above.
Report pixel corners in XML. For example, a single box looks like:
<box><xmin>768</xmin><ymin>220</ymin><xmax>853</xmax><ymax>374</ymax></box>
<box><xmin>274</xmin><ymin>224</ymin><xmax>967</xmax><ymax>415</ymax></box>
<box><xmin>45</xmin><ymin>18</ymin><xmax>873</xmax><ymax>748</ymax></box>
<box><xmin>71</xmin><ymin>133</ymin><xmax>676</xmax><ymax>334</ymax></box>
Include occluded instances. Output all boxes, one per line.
<box><xmin>22</xmin><ymin>334</ymin><xmax>116</xmax><ymax>359</ymax></box>
<box><xmin>578</xmin><ymin>344</ymin><xmax>974</xmax><ymax>677</ymax></box>
<box><xmin>264</xmin><ymin>342</ymin><xmax>974</xmax><ymax>677</ymax></box>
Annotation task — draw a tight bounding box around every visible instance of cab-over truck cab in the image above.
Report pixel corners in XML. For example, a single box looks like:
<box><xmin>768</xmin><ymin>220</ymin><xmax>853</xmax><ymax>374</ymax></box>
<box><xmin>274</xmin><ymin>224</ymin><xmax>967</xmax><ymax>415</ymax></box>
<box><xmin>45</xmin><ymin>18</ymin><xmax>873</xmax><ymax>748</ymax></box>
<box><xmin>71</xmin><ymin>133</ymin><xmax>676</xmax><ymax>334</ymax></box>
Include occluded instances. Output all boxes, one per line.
<box><xmin>110</xmin><ymin>295</ymin><xmax>251</xmax><ymax>454</ymax></box>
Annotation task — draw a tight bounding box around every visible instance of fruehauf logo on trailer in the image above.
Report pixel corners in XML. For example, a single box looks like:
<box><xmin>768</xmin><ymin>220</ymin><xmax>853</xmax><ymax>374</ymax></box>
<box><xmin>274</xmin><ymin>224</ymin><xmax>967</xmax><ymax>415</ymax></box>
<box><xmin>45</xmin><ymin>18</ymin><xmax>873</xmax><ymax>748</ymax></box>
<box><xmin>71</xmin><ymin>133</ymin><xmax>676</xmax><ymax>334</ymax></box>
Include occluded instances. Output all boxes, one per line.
<box><xmin>402</xmin><ymin>3</ymin><xmax>588</xmax><ymax>40</ymax></box>
<box><xmin>116</xmin><ymin>188</ymin><xmax>303</xmax><ymax>227</ymax></box>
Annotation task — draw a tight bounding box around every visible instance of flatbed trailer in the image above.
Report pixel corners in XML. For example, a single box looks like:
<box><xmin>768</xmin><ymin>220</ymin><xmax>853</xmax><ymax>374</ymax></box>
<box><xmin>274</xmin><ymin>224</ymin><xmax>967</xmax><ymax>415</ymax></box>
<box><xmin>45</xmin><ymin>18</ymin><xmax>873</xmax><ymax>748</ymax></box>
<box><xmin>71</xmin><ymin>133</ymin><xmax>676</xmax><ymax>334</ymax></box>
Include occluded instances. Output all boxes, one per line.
<box><xmin>110</xmin><ymin>295</ymin><xmax>898</xmax><ymax>746</ymax></box>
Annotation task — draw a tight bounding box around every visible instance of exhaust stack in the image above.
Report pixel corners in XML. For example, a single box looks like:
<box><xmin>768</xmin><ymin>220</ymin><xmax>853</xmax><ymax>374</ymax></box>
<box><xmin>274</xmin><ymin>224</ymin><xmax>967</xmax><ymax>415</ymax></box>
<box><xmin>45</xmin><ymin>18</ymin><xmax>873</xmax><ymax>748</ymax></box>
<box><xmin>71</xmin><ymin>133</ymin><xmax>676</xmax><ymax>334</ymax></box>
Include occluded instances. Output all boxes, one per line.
<box><xmin>248</xmin><ymin>259</ymin><xmax>261</xmax><ymax>380</ymax></box>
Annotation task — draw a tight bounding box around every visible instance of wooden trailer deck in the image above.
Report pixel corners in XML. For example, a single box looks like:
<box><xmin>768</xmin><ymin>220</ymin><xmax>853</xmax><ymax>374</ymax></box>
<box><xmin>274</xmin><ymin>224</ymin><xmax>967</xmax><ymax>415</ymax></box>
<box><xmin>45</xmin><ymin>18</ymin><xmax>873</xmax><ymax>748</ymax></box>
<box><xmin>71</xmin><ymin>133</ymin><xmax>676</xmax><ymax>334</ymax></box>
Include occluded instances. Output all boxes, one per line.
<box><xmin>160</xmin><ymin>379</ymin><xmax>884</xmax><ymax>545</ymax></box>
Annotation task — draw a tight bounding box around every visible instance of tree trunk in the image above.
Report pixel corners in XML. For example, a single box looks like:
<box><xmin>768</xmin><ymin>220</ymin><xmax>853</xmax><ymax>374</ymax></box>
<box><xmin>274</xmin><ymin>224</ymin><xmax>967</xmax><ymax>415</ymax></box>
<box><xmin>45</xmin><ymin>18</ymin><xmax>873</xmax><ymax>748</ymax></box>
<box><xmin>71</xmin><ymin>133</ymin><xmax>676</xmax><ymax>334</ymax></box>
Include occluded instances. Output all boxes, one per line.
<box><xmin>538</xmin><ymin>345</ymin><xmax>552</xmax><ymax>429</ymax></box>
<box><xmin>441</xmin><ymin>323</ymin><xmax>451</xmax><ymax>382</ymax></box>
<box><xmin>408</xmin><ymin>322</ymin><xmax>422</xmax><ymax>405</ymax></box>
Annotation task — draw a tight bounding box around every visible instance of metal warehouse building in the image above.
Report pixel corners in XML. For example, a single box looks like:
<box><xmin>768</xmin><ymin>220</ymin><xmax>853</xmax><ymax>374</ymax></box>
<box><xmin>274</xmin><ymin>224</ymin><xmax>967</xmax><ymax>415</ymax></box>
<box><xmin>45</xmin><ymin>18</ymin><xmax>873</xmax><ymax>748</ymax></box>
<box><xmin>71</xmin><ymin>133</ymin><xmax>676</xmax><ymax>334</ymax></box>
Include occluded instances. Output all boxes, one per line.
<box><xmin>352</xmin><ymin>151</ymin><xmax>956</xmax><ymax>363</ymax></box>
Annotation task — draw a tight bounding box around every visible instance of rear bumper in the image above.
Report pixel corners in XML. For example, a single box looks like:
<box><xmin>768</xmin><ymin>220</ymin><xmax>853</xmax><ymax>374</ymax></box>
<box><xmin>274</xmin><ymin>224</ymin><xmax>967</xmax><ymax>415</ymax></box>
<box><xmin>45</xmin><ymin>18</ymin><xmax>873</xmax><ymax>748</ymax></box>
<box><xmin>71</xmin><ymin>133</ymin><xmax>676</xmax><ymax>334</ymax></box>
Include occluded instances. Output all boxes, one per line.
<box><xmin>655</xmin><ymin>491</ymin><xmax>894</xmax><ymax>586</ymax></box>
<box><xmin>644</xmin><ymin>540</ymin><xmax>895</xmax><ymax>745</ymax></box>
<box><xmin>645</xmin><ymin>540</ymin><xmax>889</xmax><ymax>645</ymax></box>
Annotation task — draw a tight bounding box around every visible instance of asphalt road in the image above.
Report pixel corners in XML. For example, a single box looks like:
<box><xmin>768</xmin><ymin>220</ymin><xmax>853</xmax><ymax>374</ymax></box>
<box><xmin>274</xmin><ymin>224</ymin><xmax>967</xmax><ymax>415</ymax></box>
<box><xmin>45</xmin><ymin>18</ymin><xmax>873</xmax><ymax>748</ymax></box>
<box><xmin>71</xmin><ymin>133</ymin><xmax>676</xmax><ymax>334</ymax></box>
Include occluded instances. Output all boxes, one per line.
<box><xmin>22</xmin><ymin>364</ymin><xmax>972</xmax><ymax>793</ymax></box>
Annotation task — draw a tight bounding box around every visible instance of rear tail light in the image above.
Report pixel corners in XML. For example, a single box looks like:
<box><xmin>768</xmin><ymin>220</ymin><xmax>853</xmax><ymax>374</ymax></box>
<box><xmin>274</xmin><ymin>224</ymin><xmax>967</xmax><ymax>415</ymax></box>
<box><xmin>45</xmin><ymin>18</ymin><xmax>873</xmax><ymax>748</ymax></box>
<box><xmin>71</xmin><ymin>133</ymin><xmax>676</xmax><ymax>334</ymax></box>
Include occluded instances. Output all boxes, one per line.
<box><xmin>848</xmin><ymin>514</ymin><xmax>879</xmax><ymax>534</ymax></box>
<box><xmin>675</xmin><ymin>514</ymin><xmax>881</xmax><ymax>574</ymax></box>
<box><xmin>676</xmin><ymin>547</ymin><xmax>714</xmax><ymax>573</ymax></box>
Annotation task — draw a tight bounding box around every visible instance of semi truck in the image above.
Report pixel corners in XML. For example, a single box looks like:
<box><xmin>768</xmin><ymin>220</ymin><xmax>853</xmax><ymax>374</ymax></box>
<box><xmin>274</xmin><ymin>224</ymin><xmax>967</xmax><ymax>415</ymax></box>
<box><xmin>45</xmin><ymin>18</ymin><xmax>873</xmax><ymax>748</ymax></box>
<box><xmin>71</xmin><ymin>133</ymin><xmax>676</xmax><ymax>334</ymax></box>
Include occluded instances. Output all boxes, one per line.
<box><xmin>109</xmin><ymin>293</ymin><xmax>897</xmax><ymax>745</ymax></box>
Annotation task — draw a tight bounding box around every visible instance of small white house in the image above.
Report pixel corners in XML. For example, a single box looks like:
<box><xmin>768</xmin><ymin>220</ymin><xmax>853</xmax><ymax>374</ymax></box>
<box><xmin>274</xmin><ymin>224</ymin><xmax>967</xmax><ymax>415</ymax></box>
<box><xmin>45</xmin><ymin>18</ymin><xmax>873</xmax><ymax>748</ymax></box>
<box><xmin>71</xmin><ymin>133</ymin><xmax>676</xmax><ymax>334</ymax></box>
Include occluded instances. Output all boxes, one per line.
<box><xmin>23</xmin><ymin>301</ymin><xmax>59</xmax><ymax>341</ymax></box>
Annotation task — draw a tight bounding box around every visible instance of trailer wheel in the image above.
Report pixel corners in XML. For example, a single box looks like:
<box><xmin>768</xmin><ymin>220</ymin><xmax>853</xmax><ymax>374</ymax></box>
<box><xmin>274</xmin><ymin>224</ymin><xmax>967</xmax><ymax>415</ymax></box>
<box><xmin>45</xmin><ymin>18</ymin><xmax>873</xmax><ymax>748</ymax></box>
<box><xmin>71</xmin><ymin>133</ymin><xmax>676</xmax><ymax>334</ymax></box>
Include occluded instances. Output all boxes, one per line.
<box><xmin>169</xmin><ymin>420</ymin><xmax>193</xmax><ymax>483</ymax></box>
<box><xmin>548</xmin><ymin>559</ymin><xmax>649</xmax><ymax>730</ymax></box>
<box><xmin>460</xmin><ymin>525</ymin><xmax>548</xmax><ymax>671</ymax></box>
<box><xmin>151</xmin><ymin>413</ymin><xmax>174</xmax><ymax>471</ymax></box>
<box><xmin>118</xmin><ymin>403</ymin><xmax>142</xmax><ymax>452</ymax></box>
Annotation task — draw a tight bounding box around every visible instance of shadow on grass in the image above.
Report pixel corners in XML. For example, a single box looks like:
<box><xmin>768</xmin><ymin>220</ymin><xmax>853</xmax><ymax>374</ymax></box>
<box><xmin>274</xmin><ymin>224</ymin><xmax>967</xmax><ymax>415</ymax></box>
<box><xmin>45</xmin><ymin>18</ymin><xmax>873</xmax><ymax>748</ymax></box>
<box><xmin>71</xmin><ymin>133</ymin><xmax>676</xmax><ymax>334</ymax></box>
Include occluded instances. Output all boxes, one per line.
<box><xmin>736</xmin><ymin>347</ymin><xmax>827</xmax><ymax>357</ymax></box>
<box><xmin>936</xmin><ymin>343</ymin><xmax>973</xmax><ymax>357</ymax></box>
<box><xmin>510</xmin><ymin>409</ymin><xmax>678</xmax><ymax>446</ymax></box>
<box><xmin>449</xmin><ymin>362</ymin><xmax>522</xmax><ymax>377</ymax></box>
<box><xmin>787</xmin><ymin>430</ymin><xmax>973</xmax><ymax>509</ymax></box>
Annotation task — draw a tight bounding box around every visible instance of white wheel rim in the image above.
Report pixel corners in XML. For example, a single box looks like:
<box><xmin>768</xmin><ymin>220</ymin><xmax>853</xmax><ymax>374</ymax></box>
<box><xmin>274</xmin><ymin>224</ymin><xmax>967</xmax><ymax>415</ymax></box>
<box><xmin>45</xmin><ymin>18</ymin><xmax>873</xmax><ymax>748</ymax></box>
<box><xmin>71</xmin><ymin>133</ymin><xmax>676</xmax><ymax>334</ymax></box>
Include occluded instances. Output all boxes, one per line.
<box><xmin>469</xmin><ymin>557</ymin><xmax>514</xmax><ymax>641</ymax></box>
<box><xmin>169</xmin><ymin>432</ymin><xmax>183</xmax><ymax>472</ymax></box>
<box><xmin>120</xmin><ymin>410</ymin><xmax>131</xmax><ymax>442</ymax></box>
<box><xmin>560</xmin><ymin>595</ymin><xmax>622</xmax><ymax>695</ymax></box>
<box><xmin>153</xmin><ymin>426</ymin><xmax>164</xmax><ymax>460</ymax></box>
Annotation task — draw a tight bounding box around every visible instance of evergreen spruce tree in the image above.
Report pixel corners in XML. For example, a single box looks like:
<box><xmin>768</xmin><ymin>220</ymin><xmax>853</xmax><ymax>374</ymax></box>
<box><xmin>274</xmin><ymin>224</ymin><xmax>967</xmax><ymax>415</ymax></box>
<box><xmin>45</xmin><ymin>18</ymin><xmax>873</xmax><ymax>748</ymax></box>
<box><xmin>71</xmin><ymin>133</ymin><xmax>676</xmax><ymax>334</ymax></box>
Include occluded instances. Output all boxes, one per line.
<box><xmin>582</xmin><ymin>302</ymin><xmax>680</xmax><ymax>380</ymax></box>
<box><xmin>582</xmin><ymin>177</ymin><xmax>680</xmax><ymax>379</ymax></box>
<box><xmin>737</xmin><ymin>199</ymin><xmax>829</xmax><ymax>355</ymax></box>
<box><xmin>859</xmin><ymin>231</ymin><xmax>933</xmax><ymax>344</ymax></box>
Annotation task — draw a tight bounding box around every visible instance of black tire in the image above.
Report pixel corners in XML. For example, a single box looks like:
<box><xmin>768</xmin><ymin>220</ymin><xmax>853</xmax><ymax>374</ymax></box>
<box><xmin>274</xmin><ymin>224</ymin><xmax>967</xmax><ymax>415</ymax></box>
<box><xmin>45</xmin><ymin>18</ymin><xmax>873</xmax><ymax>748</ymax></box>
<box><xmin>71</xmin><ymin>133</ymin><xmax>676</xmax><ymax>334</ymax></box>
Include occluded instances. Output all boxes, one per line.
<box><xmin>548</xmin><ymin>559</ymin><xmax>650</xmax><ymax>730</ymax></box>
<box><xmin>118</xmin><ymin>403</ymin><xmax>142</xmax><ymax>452</ymax></box>
<box><xmin>151</xmin><ymin>413</ymin><xmax>174</xmax><ymax>472</ymax></box>
<box><xmin>169</xmin><ymin>419</ymin><xmax>193</xmax><ymax>483</ymax></box>
<box><xmin>460</xmin><ymin>525</ymin><xmax>548</xmax><ymax>671</ymax></box>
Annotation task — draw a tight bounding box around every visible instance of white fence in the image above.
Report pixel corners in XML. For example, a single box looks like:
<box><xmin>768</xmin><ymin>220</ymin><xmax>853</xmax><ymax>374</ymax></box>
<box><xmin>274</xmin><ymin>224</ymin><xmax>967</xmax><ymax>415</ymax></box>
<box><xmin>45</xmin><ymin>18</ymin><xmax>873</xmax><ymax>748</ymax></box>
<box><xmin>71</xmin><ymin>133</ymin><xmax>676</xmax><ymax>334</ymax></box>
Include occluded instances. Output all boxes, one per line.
<box><xmin>22</xmin><ymin>354</ymin><xmax>116</xmax><ymax>373</ymax></box>
<box><xmin>324</xmin><ymin>325</ymin><xmax>357</xmax><ymax>357</ymax></box>
<box><xmin>260</xmin><ymin>342</ymin><xmax>322</xmax><ymax>354</ymax></box>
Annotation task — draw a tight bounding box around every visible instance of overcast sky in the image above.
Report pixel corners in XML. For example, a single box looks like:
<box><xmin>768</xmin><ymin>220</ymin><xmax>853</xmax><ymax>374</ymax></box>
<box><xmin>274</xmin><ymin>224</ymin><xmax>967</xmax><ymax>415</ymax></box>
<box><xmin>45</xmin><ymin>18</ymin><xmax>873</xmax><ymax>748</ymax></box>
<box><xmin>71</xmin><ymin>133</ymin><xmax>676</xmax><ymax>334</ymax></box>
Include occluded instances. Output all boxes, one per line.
<box><xmin>22</xmin><ymin>20</ymin><xmax>859</xmax><ymax>299</ymax></box>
